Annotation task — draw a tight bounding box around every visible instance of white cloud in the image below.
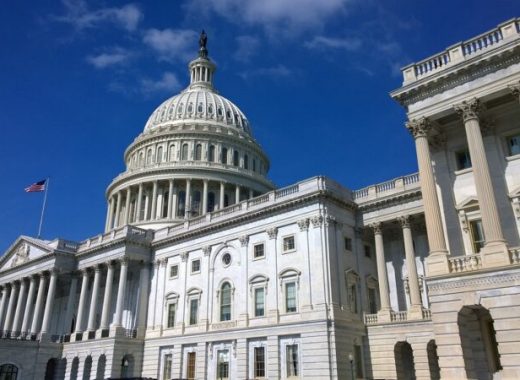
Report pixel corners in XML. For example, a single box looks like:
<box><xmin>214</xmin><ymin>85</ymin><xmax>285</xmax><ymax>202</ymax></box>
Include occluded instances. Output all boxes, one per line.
<box><xmin>140</xmin><ymin>72</ymin><xmax>182</xmax><ymax>94</ymax></box>
<box><xmin>305</xmin><ymin>36</ymin><xmax>362</xmax><ymax>51</ymax></box>
<box><xmin>185</xmin><ymin>0</ymin><xmax>351</xmax><ymax>36</ymax></box>
<box><xmin>239</xmin><ymin>64</ymin><xmax>291</xmax><ymax>80</ymax></box>
<box><xmin>234</xmin><ymin>35</ymin><xmax>260</xmax><ymax>62</ymax></box>
<box><xmin>56</xmin><ymin>0</ymin><xmax>142</xmax><ymax>31</ymax></box>
<box><xmin>143</xmin><ymin>29</ymin><xmax>198</xmax><ymax>62</ymax></box>
<box><xmin>86</xmin><ymin>48</ymin><xmax>131</xmax><ymax>69</ymax></box>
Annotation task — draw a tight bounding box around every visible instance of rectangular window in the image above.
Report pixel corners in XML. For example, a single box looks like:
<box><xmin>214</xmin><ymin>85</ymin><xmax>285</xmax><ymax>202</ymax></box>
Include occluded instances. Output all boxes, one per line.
<box><xmin>163</xmin><ymin>353</ymin><xmax>172</xmax><ymax>380</ymax></box>
<box><xmin>285</xmin><ymin>282</ymin><xmax>297</xmax><ymax>313</ymax></box>
<box><xmin>286</xmin><ymin>344</ymin><xmax>299</xmax><ymax>377</ymax></box>
<box><xmin>368</xmin><ymin>288</ymin><xmax>377</xmax><ymax>314</ymax></box>
<box><xmin>254</xmin><ymin>347</ymin><xmax>266</xmax><ymax>378</ymax></box>
<box><xmin>456</xmin><ymin>149</ymin><xmax>472</xmax><ymax>170</ymax></box>
<box><xmin>283</xmin><ymin>236</ymin><xmax>295</xmax><ymax>252</ymax></box>
<box><xmin>189</xmin><ymin>299</ymin><xmax>199</xmax><ymax>325</ymax></box>
<box><xmin>350</xmin><ymin>284</ymin><xmax>358</xmax><ymax>314</ymax></box>
<box><xmin>187</xmin><ymin>352</ymin><xmax>196</xmax><ymax>380</ymax></box>
<box><xmin>364</xmin><ymin>245</ymin><xmax>371</xmax><ymax>258</ymax></box>
<box><xmin>470</xmin><ymin>219</ymin><xmax>485</xmax><ymax>253</ymax></box>
<box><xmin>167</xmin><ymin>303</ymin><xmax>176</xmax><ymax>328</ymax></box>
<box><xmin>254</xmin><ymin>243</ymin><xmax>265</xmax><ymax>259</ymax></box>
<box><xmin>354</xmin><ymin>344</ymin><xmax>363</xmax><ymax>378</ymax></box>
<box><xmin>344</xmin><ymin>237</ymin><xmax>352</xmax><ymax>251</ymax></box>
<box><xmin>217</xmin><ymin>350</ymin><xmax>230</xmax><ymax>379</ymax></box>
<box><xmin>254</xmin><ymin>287</ymin><xmax>265</xmax><ymax>317</ymax></box>
<box><xmin>191</xmin><ymin>259</ymin><xmax>200</xmax><ymax>274</ymax></box>
<box><xmin>169</xmin><ymin>265</ymin><xmax>178</xmax><ymax>278</ymax></box>
<box><xmin>507</xmin><ymin>134</ymin><xmax>520</xmax><ymax>156</ymax></box>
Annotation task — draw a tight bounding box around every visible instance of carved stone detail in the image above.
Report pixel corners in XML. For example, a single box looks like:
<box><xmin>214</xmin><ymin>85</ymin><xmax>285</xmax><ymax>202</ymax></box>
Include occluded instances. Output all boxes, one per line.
<box><xmin>508</xmin><ymin>81</ymin><xmax>520</xmax><ymax>100</ymax></box>
<box><xmin>180</xmin><ymin>252</ymin><xmax>189</xmax><ymax>262</ymax></box>
<box><xmin>239</xmin><ymin>235</ymin><xmax>249</xmax><ymax>247</ymax></box>
<box><xmin>454</xmin><ymin>98</ymin><xmax>483</xmax><ymax>123</ymax></box>
<box><xmin>266</xmin><ymin>227</ymin><xmax>278</xmax><ymax>239</ymax></box>
<box><xmin>370</xmin><ymin>222</ymin><xmax>382</xmax><ymax>235</ymax></box>
<box><xmin>11</xmin><ymin>243</ymin><xmax>30</xmax><ymax>267</ymax></box>
<box><xmin>297</xmin><ymin>218</ymin><xmax>309</xmax><ymax>231</ymax></box>
<box><xmin>406</xmin><ymin>117</ymin><xmax>432</xmax><ymax>139</ymax></box>
<box><xmin>310</xmin><ymin>215</ymin><xmax>324</xmax><ymax>228</ymax></box>
<box><xmin>202</xmin><ymin>246</ymin><xmax>211</xmax><ymax>256</ymax></box>
<box><xmin>398</xmin><ymin>215</ymin><xmax>411</xmax><ymax>229</ymax></box>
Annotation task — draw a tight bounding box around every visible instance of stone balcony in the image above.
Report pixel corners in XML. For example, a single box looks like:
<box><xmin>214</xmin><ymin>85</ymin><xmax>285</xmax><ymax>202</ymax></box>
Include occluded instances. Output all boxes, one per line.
<box><xmin>399</xmin><ymin>18</ymin><xmax>520</xmax><ymax>85</ymax></box>
<box><xmin>352</xmin><ymin>172</ymin><xmax>420</xmax><ymax>204</ymax></box>
<box><xmin>364</xmin><ymin>308</ymin><xmax>432</xmax><ymax>326</ymax></box>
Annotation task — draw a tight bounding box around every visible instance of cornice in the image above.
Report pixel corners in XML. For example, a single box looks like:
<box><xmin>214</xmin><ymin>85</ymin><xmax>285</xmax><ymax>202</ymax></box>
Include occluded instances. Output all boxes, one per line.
<box><xmin>427</xmin><ymin>268</ymin><xmax>520</xmax><ymax>293</ymax></box>
<box><xmin>356</xmin><ymin>188</ymin><xmax>422</xmax><ymax>212</ymax></box>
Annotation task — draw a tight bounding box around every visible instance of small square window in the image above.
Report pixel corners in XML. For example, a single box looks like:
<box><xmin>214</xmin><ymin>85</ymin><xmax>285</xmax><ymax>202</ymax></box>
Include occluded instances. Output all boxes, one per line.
<box><xmin>191</xmin><ymin>259</ymin><xmax>201</xmax><ymax>274</ymax></box>
<box><xmin>254</xmin><ymin>243</ymin><xmax>265</xmax><ymax>259</ymax></box>
<box><xmin>456</xmin><ymin>149</ymin><xmax>472</xmax><ymax>170</ymax></box>
<box><xmin>364</xmin><ymin>245</ymin><xmax>371</xmax><ymax>258</ymax></box>
<box><xmin>507</xmin><ymin>134</ymin><xmax>520</xmax><ymax>156</ymax></box>
<box><xmin>282</xmin><ymin>236</ymin><xmax>295</xmax><ymax>252</ymax></box>
<box><xmin>169</xmin><ymin>265</ymin><xmax>179</xmax><ymax>278</ymax></box>
<box><xmin>344</xmin><ymin>237</ymin><xmax>352</xmax><ymax>251</ymax></box>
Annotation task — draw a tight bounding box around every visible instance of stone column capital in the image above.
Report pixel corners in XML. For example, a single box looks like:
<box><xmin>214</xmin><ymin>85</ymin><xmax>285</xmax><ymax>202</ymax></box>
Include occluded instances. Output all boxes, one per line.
<box><xmin>297</xmin><ymin>218</ymin><xmax>309</xmax><ymax>231</ymax></box>
<box><xmin>508</xmin><ymin>81</ymin><xmax>520</xmax><ymax>100</ymax></box>
<box><xmin>406</xmin><ymin>117</ymin><xmax>432</xmax><ymax>139</ymax></box>
<box><xmin>202</xmin><ymin>246</ymin><xmax>211</xmax><ymax>256</ymax></box>
<box><xmin>266</xmin><ymin>227</ymin><xmax>278</xmax><ymax>239</ymax></box>
<box><xmin>398</xmin><ymin>215</ymin><xmax>412</xmax><ymax>229</ymax></box>
<box><xmin>454</xmin><ymin>98</ymin><xmax>483</xmax><ymax>123</ymax></box>
<box><xmin>370</xmin><ymin>222</ymin><xmax>383</xmax><ymax>235</ymax></box>
<box><xmin>239</xmin><ymin>235</ymin><xmax>249</xmax><ymax>247</ymax></box>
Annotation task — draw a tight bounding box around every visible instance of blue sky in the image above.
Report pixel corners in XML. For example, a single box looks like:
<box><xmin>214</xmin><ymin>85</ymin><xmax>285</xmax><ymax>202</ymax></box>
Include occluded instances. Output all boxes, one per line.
<box><xmin>0</xmin><ymin>0</ymin><xmax>518</xmax><ymax>251</ymax></box>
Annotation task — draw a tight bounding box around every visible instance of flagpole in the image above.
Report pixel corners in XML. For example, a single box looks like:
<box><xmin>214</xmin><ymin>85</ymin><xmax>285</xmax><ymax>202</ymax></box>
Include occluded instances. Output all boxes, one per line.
<box><xmin>37</xmin><ymin>178</ymin><xmax>50</xmax><ymax>239</ymax></box>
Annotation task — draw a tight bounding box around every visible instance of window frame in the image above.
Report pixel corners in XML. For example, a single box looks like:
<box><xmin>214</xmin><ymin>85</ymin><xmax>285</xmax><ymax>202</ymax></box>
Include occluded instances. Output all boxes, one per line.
<box><xmin>344</xmin><ymin>236</ymin><xmax>352</xmax><ymax>251</ymax></box>
<box><xmin>169</xmin><ymin>264</ymin><xmax>179</xmax><ymax>279</ymax></box>
<box><xmin>254</xmin><ymin>287</ymin><xmax>266</xmax><ymax>317</ymax></box>
<box><xmin>191</xmin><ymin>259</ymin><xmax>201</xmax><ymax>274</ymax></box>
<box><xmin>219</xmin><ymin>282</ymin><xmax>233</xmax><ymax>322</ymax></box>
<box><xmin>282</xmin><ymin>235</ymin><xmax>296</xmax><ymax>254</ymax></box>
<box><xmin>285</xmin><ymin>282</ymin><xmax>298</xmax><ymax>314</ymax></box>
<box><xmin>454</xmin><ymin>148</ymin><xmax>472</xmax><ymax>171</ymax></box>
<box><xmin>505</xmin><ymin>132</ymin><xmax>520</xmax><ymax>157</ymax></box>
<box><xmin>253</xmin><ymin>242</ymin><xmax>266</xmax><ymax>260</ymax></box>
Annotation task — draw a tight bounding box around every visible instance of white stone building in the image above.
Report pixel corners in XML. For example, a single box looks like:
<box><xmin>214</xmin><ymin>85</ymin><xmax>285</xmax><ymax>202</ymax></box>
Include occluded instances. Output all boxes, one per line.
<box><xmin>0</xmin><ymin>20</ymin><xmax>520</xmax><ymax>380</ymax></box>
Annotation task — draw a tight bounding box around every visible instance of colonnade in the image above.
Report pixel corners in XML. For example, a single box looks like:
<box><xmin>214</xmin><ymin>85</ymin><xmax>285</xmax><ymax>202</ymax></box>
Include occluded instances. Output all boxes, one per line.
<box><xmin>0</xmin><ymin>269</ymin><xmax>58</xmax><ymax>338</ymax></box>
<box><xmin>406</xmin><ymin>96</ymin><xmax>511</xmax><ymax>275</ymax></box>
<box><xmin>370</xmin><ymin>215</ymin><xmax>424</xmax><ymax>320</ymax></box>
<box><xmin>106</xmin><ymin>178</ymin><xmax>258</xmax><ymax>231</ymax></box>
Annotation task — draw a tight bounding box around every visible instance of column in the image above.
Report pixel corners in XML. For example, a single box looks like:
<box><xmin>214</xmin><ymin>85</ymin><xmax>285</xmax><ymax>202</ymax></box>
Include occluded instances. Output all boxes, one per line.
<box><xmin>406</xmin><ymin>118</ymin><xmax>449</xmax><ymax>275</ymax></box>
<box><xmin>12</xmin><ymin>279</ymin><xmax>27</xmax><ymax>334</ymax></box>
<box><xmin>144</xmin><ymin>190</ymin><xmax>150</xmax><ymax>221</ymax></box>
<box><xmin>202</xmin><ymin>179</ymin><xmax>208</xmax><ymax>214</ymax></box>
<box><xmin>4</xmin><ymin>282</ymin><xmax>19</xmax><ymax>332</ymax></box>
<box><xmin>123</xmin><ymin>187</ymin><xmax>131</xmax><ymax>225</ymax></box>
<box><xmin>136</xmin><ymin>183</ymin><xmax>143</xmax><ymax>222</ymax></box>
<box><xmin>113</xmin><ymin>258</ymin><xmax>129</xmax><ymax>327</ymax></box>
<box><xmin>63</xmin><ymin>274</ymin><xmax>78</xmax><ymax>335</ymax></box>
<box><xmin>40</xmin><ymin>269</ymin><xmax>58</xmax><ymax>334</ymax></box>
<box><xmin>151</xmin><ymin>181</ymin><xmax>158</xmax><ymax>220</ymax></box>
<box><xmin>100</xmin><ymin>262</ymin><xmax>115</xmax><ymax>330</ymax></box>
<box><xmin>185</xmin><ymin>179</ymin><xmax>191</xmax><ymax>218</ymax></box>
<box><xmin>371</xmin><ymin>223</ymin><xmax>392</xmax><ymax>319</ymax></box>
<box><xmin>167</xmin><ymin>180</ymin><xmax>174</xmax><ymax>219</ymax></box>
<box><xmin>172</xmin><ymin>185</ymin><xmax>178</xmax><ymax>218</ymax></box>
<box><xmin>0</xmin><ymin>286</ymin><xmax>8</xmax><ymax>328</ymax></box>
<box><xmin>136</xmin><ymin>263</ymin><xmax>151</xmax><ymax>335</ymax></box>
<box><xmin>399</xmin><ymin>216</ymin><xmax>423</xmax><ymax>318</ymax></box>
<box><xmin>30</xmin><ymin>274</ymin><xmax>47</xmax><ymax>334</ymax></box>
<box><xmin>114</xmin><ymin>192</ymin><xmax>122</xmax><ymax>228</ymax></box>
<box><xmin>235</xmin><ymin>185</ymin><xmax>240</xmax><ymax>204</ymax></box>
<box><xmin>74</xmin><ymin>269</ymin><xmax>90</xmax><ymax>333</ymax></box>
<box><xmin>220</xmin><ymin>182</ymin><xmax>225</xmax><ymax>209</ymax></box>
<box><xmin>21</xmin><ymin>276</ymin><xmax>37</xmax><ymax>334</ymax></box>
<box><xmin>454</xmin><ymin>99</ymin><xmax>508</xmax><ymax>264</ymax></box>
<box><xmin>105</xmin><ymin>197</ymin><xmax>114</xmax><ymax>231</ymax></box>
<box><xmin>87</xmin><ymin>265</ymin><xmax>102</xmax><ymax>331</ymax></box>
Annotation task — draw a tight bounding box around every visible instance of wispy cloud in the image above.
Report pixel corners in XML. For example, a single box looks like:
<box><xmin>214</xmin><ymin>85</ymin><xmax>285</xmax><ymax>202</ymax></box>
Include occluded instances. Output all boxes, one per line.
<box><xmin>140</xmin><ymin>72</ymin><xmax>182</xmax><ymax>94</ymax></box>
<box><xmin>86</xmin><ymin>48</ymin><xmax>132</xmax><ymax>69</ymax></box>
<box><xmin>305</xmin><ymin>36</ymin><xmax>362</xmax><ymax>51</ymax></box>
<box><xmin>185</xmin><ymin>0</ymin><xmax>352</xmax><ymax>37</ymax></box>
<box><xmin>234</xmin><ymin>35</ymin><xmax>261</xmax><ymax>62</ymax></box>
<box><xmin>143</xmin><ymin>28</ymin><xmax>198</xmax><ymax>62</ymax></box>
<box><xmin>239</xmin><ymin>64</ymin><xmax>291</xmax><ymax>80</ymax></box>
<box><xmin>55</xmin><ymin>0</ymin><xmax>142</xmax><ymax>31</ymax></box>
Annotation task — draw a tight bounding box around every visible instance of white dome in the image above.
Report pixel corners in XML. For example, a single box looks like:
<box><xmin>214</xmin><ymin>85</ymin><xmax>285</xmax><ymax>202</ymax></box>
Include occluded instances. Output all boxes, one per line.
<box><xmin>144</xmin><ymin>88</ymin><xmax>252</xmax><ymax>135</ymax></box>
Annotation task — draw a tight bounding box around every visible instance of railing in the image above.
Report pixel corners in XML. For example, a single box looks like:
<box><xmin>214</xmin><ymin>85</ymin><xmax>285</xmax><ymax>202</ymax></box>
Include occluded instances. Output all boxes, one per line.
<box><xmin>364</xmin><ymin>309</ymin><xmax>432</xmax><ymax>326</ymax></box>
<box><xmin>275</xmin><ymin>184</ymin><xmax>299</xmax><ymax>199</ymax></box>
<box><xmin>449</xmin><ymin>253</ymin><xmax>482</xmax><ymax>273</ymax></box>
<box><xmin>78</xmin><ymin>225</ymin><xmax>152</xmax><ymax>251</ymax></box>
<box><xmin>510</xmin><ymin>247</ymin><xmax>520</xmax><ymax>264</ymax></box>
<box><xmin>364</xmin><ymin>313</ymin><xmax>378</xmax><ymax>325</ymax></box>
<box><xmin>422</xmin><ymin>309</ymin><xmax>432</xmax><ymax>320</ymax></box>
<box><xmin>352</xmin><ymin>172</ymin><xmax>420</xmax><ymax>201</ymax></box>
<box><xmin>124</xmin><ymin>329</ymin><xmax>137</xmax><ymax>338</ymax></box>
<box><xmin>401</xmin><ymin>19</ymin><xmax>519</xmax><ymax>83</ymax></box>
<box><xmin>390</xmin><ymin>311</ymin><xmax>408</xmax><ymax>322</ymax></box>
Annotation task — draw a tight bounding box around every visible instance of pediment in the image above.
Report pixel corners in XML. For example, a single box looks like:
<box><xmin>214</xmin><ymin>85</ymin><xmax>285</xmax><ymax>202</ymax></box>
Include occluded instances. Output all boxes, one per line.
<box><xmin>0</xmin><ymin>236</ymin><xmax>53</xmax><ymax>272</ymax></box>
<box><xmin>509</xmin><ymin>186</ymin><xmax>520</xmax><ymax>198</ymax></box>
<box><xmin>456</xmin><ymin>196</ymin><xmax>479</xmax><ymax>210</ymax></box>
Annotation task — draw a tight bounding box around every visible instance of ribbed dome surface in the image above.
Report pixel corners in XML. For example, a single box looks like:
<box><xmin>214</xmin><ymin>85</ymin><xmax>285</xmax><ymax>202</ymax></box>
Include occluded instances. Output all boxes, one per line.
<box><xmin>143</xmin><ymin>88</ymin><xmax>252</xmax><ymax>135</ymax></box>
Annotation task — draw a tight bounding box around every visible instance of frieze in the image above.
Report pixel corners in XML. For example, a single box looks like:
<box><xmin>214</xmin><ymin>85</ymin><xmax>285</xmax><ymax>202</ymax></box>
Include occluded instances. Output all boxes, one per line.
<box><xmin>427</xmin><ymin>271</ymin><xmax>520</xmax><ymax>294</ymax></box>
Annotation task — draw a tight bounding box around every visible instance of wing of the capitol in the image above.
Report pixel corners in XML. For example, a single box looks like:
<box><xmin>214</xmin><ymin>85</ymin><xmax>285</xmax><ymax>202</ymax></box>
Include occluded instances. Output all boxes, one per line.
<box><xmin>1</xmin><ymin>20</ymin><xmax>520</xmax><ymax>380</ymax></box>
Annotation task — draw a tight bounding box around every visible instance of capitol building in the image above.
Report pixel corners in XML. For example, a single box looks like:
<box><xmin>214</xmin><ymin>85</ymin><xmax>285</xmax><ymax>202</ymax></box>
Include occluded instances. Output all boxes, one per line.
<box><xmin>1</xmin><ymin>18</ymin><xmax>520</xmax><ymax>380</ymax></box>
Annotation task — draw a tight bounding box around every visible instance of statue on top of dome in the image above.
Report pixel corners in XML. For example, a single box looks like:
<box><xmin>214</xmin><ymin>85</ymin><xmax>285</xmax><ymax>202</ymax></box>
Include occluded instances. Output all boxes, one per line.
<box><xmin>199</xmin><ymin>30</ymin><xmax>208</xmax><ymax>58</ymax></box>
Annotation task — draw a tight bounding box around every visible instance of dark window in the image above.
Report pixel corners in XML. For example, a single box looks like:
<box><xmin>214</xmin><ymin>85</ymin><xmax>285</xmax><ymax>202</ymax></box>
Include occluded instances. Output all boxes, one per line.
<box><xmin>286</xmin><ymin>345</ymin><xmax>299</xmax><ymax>377</ymax></box>
<box><xmin>222</xmin><ymin>147</ymin><xmax>228</xmax><ymax>164</ymax></box>
<box><xmin>209</xmin><ymin>145</ymin><xmax>215</xmax><ymax>162</ymax></box>
<box><xmin>220</xmin><ymin>282</ymin><xmax>232</xmax><ymax>321</ymax></box>
<box><xmin>195</xmin><ymin>144</ymin><xmax>202</xmax><ymax>160</ymax></box>
<box><xmin>368</xmin><ymin>288</ymin><xmax>377</xmax><ymax>313</ymax></box>
<box><xmin>285</xmin><ymin>282</ymin><xmax>297</xmax><ymax>313</ymax></box>
<box><xmin>170</xmin><ymin>265</ymin><xmax>178</xmax><ymax>278</ymax></box>
<box><xmin>470</xmin><ymin>219</ymin><xmax>485</xmax><ymax>253</ymax></box>
<box><xmin>187</xmin><ymin>352</ymin><xmax>196</xmax><ymax>380</ymax></box>
<box><xmin>364</xmin><ymin>245</ymin><xmax>371</xmax><ymax>258</ymax></box>
<box><xmin>507</xmin><ymin>134</ymin><xmax>520</xmax><ymax>156</ymax></box>
<box><xmin>344</xmin><ymin>237</ymin><xmax>352</xmax><ymax>251</ymax></box>
<box><xmin>189</xmin><ymin>299</ymin><xmax>198</xmax><ymax>325</ymax></box>
<box><xmin>254</xmin><ymin>288</ymin><xmax>265</xmax><ymax>317</ymax></box>
<box><xmin>167</xmin><ymin>303</ymin><xmax>176</xmax><ymax>328</ymax></box>
<box><xmin>254</xmin><ymin>243</ymin><xmax>265</xmax><ymax>259</ymax></box>
<box><xmin>233</xmin><ymin>150</ymin><xmax>239</xmax><ymax>166</ymax></box>
<box><xmin>254</xmin><ymin>347</ymin><xmax>266</xmax><ymax>378</ymax></box>
<box><xmin>208</xmin><ymin>192</ymin><xmax>216</xmax><ymax>212</ymax></box>
<box><xmin>456</xmin><ymin>149</ymin><xmax>472</xmax><ymax>170</ymax></box>
<box><xmin>244</xmin><ymin>154</ymin><xmax>249</xmax><ymax>169</ymax></box>
<box><xmin>283</xmin><ymin>236</ymin><xmax>295</xmax><ymax>252</ymax></box>
<box><xmin>191</xmin><ymin>259</ymin><xmax>200</xmax><ymax>273</ymax></box>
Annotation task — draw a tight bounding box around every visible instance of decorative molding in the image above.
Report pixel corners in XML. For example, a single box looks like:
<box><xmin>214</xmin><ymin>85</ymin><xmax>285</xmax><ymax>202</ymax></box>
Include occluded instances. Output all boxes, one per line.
<box><xmin>297</xmin><ymin>218</ymin><xmax>309</xmax><ymax>231</ymax></box>
<box><xmin>11</xmin><ymin>243</ymin><xmax>30</xmax><ymax>268</ymax></box>
<box><xmin>202</xmin><ymin>246</ymin><xmax>211</xmax><ymax>256</ymax></box>
<box><xmin>428</xmin><ymin>272</ymin><xmax>520</xmax><ymax>293</ymax></box>
<box><xmin>406</xmin><ymin>117</ymin><xmax>432</xmax><ymax>139</ymax></box>
<box><xmin>266</xmin><ymin>227</ymin><xmax>278</xmax><ymax>240</ymax></box>
<box><xmin>180</xmin><ymin>252</ymin><xmax>189</xmax><ymax>262</ymax></box>
<box><xmin>370</xmin><ymin>222</ymin><xmax>382</xmax><ymax>235</ymax></box>
<box><xmin>325</xmin><ymin>215</ymin><xmax>337</xmax><ymax>226</ymax></box>
<box><xmin>238</xmin><ymin>235</ymin><xmax>249</xmax><ymax>247</ymax></box>
<box><xmin>508</xmin><ymin>81</ymin><xmax>520</xmax><ymax>100</ymax></box>
<box><xmin>398</xmin><ymin>215</ymin><xmax>411</xmax><ymax>229</ymax></box>
<box><xmin>454</xmin><ymin>98</ymin><xmax>483</xmax><ymax>123</ymax></box>
<box><xmin>310</xmin><ymin>215</ymin><xmax>324</xmax><ymax>228</ymax></box>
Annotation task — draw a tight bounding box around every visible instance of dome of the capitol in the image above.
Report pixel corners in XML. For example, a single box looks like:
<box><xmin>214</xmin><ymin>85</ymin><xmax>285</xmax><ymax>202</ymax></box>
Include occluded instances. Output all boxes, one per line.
<box><xmin>104</xmin><ymin>31</ymin><xmax>274</xmax><ymax>231</ymax></box>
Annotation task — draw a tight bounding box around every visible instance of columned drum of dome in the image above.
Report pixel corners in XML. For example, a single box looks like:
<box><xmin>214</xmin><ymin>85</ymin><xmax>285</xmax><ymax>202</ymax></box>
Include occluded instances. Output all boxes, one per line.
<box><xmin>105</xmin><ymin>32</ymin><xmax>274</xmax><ymax>231</ymax></box>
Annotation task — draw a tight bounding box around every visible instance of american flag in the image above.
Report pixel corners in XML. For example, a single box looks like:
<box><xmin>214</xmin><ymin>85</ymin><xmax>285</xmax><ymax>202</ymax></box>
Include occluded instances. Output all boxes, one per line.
<box><xmin>25</xmin><ymin>179</ymin><xmax>46</xmax><ymax>193</ymax></box>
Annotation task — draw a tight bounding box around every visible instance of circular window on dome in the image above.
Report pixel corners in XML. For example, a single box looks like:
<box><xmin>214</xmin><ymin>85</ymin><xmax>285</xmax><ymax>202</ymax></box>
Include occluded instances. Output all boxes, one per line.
<box><xmin>222</xmin><ymin>253</ymin><xmax>232</xmax><ymax>266</ymax></box>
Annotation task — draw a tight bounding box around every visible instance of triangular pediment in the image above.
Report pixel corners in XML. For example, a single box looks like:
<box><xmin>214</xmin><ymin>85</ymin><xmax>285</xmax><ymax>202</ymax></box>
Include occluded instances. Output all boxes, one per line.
<box><xmin>0</xmin><ymin>236</ymin><xmax>53</xmax><ymax>272</ymax></box>
<box><xmin>456</xmin><ymin>196</ymin><xmax>479</xmax><ymax>210</ymax></box>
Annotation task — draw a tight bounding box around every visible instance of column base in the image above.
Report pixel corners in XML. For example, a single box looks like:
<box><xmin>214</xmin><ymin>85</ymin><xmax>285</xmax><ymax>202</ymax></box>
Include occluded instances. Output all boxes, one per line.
<box><xmin>407</xmin><ymin>305</ymin><xmax>424</xmax><ymax>320</ymax></box>
<box><xmin>377</xmin><ymin>309</ymin><xmax>392</xmax><ymax>323</ymax></box>
<box><xmin>481</xmin><ymin>241</ymin><xmax>510</xmax><ymax>268</ymax></box>
<box><xmin>426</xmin><ymin>252</ymin><xmax>450</xmax><ymax>276</ymax></box>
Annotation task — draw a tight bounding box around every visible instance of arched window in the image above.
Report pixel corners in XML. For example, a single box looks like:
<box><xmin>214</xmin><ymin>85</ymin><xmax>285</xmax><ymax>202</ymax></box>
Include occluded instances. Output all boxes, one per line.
<box><xmin>181</xmin><ymin>144</ymin><xmax>189</xmax><ymax>161</ymax></box>
<box><xmin>195</xmin><ymin>144</ymin><xmax>202</xmax><ymax>161</ymax></box>
<box><xmin>169</xmin><ymin>144</ymin><xmax>175</xmax><ymax>162</ymax></box>
<box><xmin>192</xmin><ymin>191</ymin><xmax>201</xmax><ymax>216</ymax></box>
<box><xmin>209</xmin><ymin>145</ymin><xmax>215</xmax><ymax>162</ymax></box>
<box><xmin>178</xmin><ymin>191</ymin><xmax>186</xmax><ymax>217</ymax></box>
<box><xmin>244</xmin><ymin>154</ymin><xmax>249</xmax><ymax>169</ymax></box>
<box><xmin>233</xmin><ymin>150</ymin><xmax>239</xmax><ymax>166</ymax></box>
<box><xmin>253</xmin><ymin>159</ymin><xmax>256</xmax><ymax>172</ymax></box>
<box><xmin>162</xmin><ymin>191</ymin><xmax>169</xmax><ymax>218</ymax></box>
<box><xmin>139</xmin><ymin>152</ymin><xmax>144</xmax><ymax>167</ymax></box>
<box><xmin>220</xmin><ymin>282</ymin><xmax>232</xmax><ymax>321</ymax></box>
<box><xmin>146</xmin><ymin>149</ymin><xmax>153</xmax><ymax>165</ymax></box>
<box><xmin>208</xmin><ymin>192</ymin><xmax>215</xmax><ymax>212</ymax></box>
<box><xmin>222</xmin><ymin>147</ymin><xmax>228</xmax><ymax>164</ymax></box>
<box><xmin>157</xmin><ymin>146</ymin><xmax>163</xmax><ymax>163</ymax></box>
<box><xmin>224</xmin><ymin>194</ymin><xmax>229</xmax><ymax>208</ymax></box>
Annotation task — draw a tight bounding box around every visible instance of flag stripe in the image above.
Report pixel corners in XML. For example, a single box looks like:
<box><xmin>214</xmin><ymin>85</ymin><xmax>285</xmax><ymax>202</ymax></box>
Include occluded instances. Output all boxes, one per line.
<box><xmin>25</xmin><ymin>180</ymin><xmax>46</xmax><ymax>193</ymax></box>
